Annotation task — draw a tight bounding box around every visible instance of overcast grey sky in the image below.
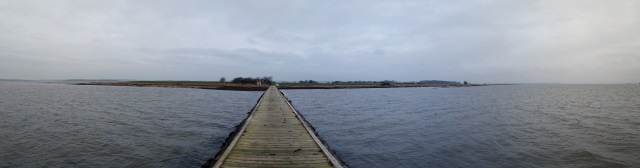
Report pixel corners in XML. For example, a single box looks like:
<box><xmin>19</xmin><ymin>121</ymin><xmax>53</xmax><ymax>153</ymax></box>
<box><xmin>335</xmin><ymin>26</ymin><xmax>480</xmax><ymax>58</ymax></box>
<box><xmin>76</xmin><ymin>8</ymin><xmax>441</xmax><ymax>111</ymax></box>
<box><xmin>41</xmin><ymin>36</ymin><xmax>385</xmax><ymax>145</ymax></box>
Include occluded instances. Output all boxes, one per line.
<box><xmin>1</xmin><ymin>0</ymin><xmax>639</xmax><ymax>83</ymax></box>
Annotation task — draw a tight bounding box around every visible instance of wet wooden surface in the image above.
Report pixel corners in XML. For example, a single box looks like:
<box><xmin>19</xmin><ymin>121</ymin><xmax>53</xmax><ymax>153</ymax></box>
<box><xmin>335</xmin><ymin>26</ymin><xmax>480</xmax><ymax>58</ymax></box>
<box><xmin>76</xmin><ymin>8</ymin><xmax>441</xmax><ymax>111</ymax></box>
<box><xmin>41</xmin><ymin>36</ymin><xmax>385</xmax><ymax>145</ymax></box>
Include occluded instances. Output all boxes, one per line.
<box><xmin>213</xmin><ymin>86</ymin><xmax>342</xmax><ymax>168</ymax></box>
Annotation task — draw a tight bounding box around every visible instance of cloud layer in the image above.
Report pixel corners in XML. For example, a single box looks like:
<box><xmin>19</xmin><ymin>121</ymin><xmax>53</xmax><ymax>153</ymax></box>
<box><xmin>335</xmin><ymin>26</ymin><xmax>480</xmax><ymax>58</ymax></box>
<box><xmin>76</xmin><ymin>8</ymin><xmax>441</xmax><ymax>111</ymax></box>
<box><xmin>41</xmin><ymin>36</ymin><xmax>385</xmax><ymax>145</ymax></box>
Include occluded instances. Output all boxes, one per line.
<box><xmin>1</xmin><ymin>0</ymin><xmax>639</xmax><ymax>83</ymax></box>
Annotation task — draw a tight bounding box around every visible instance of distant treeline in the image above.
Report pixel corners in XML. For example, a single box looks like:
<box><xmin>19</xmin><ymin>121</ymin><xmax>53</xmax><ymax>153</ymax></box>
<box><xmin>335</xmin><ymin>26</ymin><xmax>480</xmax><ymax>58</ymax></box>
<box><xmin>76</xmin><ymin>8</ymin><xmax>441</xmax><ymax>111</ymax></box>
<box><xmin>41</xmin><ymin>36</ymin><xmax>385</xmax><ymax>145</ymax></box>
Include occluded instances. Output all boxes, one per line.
<box><xmin>230</xmin><ymin>76</ymin><xmax>273</xmax><ymax>85</ymax></box>
<box><xmin>277</xmin><ymin>79</ymin><xmax>463</xmax><ymax>85</ymax></box>
<box><xmin>299</xmin><ymin>80</ymin><xmax>319</xmax><ymax>84</ymax></box>
<box><xmin>331</xmin><ymin>80</ymin><xmax>396</xmax><ymax>84</ymax></box>
<box><xmin>328</xmin><ymin>80</ymin><xmax>460</xmax><ymax>84</ymax></box>
<box><xmin>416</xmin><ymin>80</ymin><xmax>461</xmax><ymax>84</ymax></box>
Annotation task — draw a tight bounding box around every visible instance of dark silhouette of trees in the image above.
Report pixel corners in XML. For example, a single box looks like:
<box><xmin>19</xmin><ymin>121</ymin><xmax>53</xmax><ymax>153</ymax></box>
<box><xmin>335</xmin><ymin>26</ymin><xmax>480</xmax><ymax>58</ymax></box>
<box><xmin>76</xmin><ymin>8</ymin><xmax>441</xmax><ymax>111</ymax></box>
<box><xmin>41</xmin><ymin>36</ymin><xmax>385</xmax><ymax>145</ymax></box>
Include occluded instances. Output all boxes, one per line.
<box><xmin>418</xmin><ymin>80</ymin><xmax>460</xmax><ymax>84</ymax></box>
<box><xmin>329</xmin><ymin>80</ymin><xmax>394</xmax><ymax>84</ymax></box>
<box><xmin>219</xmin><ymin>77</ymin><xmax>226</xmax><ymax>83</ymax></box>
<box><xmin>463</xmin><ymin>81</ymin><xmax>469</xmax><ymax>85</ymax></box>
<box><xmin>298</xmin><ymin>80</ymin><xmax>318</xmax><ymax>84</ymax></box>
<box><xmin>231</xmin><ymin>76</ymin><xmax>273</xmax><ymax>85</ymax></box>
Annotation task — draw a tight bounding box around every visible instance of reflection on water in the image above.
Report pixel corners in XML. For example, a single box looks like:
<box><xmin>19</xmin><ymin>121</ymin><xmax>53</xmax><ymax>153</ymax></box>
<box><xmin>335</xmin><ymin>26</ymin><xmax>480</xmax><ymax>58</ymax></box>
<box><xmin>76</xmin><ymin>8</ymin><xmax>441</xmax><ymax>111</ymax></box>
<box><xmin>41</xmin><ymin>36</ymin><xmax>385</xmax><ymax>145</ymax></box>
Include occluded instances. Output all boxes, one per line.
<box><xmin>0</xmin><ymin>83</ymin><xmax>262</xmax><ymax>167</ymax></box>
<box><xmin>2</xmin><ymin>83</ymin><xmax>638</xmax><ymax>167</ymax></box>
<box><xmin>282</xmin><ymin>85</ymin><xmax>640</xmax><ymax>167</ymax></box>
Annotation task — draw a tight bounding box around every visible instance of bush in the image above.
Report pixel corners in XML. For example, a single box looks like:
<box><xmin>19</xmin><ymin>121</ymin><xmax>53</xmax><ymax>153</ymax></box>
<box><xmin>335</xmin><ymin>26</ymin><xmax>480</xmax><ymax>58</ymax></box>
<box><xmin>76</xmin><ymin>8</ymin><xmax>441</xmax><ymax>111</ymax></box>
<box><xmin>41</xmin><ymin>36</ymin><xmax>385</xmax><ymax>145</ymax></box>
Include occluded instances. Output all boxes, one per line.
<box><xmin>231</xmin><ymin>76</ymin><xmax>273</xmax><ymax>85</ymax></box>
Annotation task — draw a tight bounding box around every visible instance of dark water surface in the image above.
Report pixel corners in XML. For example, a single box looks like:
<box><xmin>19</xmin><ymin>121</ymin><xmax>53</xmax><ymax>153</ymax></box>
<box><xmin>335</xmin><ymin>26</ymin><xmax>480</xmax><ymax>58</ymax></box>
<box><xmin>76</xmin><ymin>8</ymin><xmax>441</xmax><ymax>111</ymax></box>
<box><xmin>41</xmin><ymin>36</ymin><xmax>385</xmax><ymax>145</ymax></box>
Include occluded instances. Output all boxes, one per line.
<box><xmin>282</xmin><ymin>84</ymin><xmax>640</xmax><ymax>168</ymax></box>
<box><xmin>2</xmin><ymin>83</ymin><xmax>639</xmax><ymax>167</ymax></box>
<box><xmin>0</xmin><ymin>83</ymin><xmax>262</xmax><ymax>167</ymax></box>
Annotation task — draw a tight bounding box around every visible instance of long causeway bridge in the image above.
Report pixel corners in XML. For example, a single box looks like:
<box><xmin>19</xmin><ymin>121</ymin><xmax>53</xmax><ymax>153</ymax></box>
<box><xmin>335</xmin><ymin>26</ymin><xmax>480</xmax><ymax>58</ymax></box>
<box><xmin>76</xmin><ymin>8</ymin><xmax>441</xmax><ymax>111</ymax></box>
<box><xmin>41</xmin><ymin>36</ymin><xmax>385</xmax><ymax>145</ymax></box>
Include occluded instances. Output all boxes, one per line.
<box><xmin>209</xmin><ymin>86</ymin><xmax>344</xmax><ymax>167</ymax></box>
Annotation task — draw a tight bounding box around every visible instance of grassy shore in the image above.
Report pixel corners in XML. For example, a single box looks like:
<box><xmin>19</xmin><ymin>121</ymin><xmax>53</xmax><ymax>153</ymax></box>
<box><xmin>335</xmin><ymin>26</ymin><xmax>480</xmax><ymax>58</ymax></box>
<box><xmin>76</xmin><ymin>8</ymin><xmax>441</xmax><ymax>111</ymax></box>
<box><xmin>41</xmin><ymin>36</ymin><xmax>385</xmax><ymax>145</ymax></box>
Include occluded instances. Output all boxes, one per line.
<box><xmin>76</xmin><ymin>81</ymin><xmax>269</xmax><ymax>91</ymax></box>
<box><xmin>277</xmin><ymin>83</ymin><xmax>480</xmax><ymax>89</ymax></box>
<box><xmin>77</xmin><ymin>81</ymin><xmax>481</xmax><ymax>91</ymax></box>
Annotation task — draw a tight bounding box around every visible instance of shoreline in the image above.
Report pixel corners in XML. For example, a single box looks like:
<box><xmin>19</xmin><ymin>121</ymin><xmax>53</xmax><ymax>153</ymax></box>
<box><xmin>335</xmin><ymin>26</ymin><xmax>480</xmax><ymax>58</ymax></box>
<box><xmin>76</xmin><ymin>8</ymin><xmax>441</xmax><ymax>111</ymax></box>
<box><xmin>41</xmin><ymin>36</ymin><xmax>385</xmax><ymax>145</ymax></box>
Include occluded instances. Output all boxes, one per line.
<box><xmin>76</xmin><ymin>81</ymin><xmax>483</xmax><ymax>91</ymax></box>
<box><xmin>277</xmin><ymin>83</ymin><xmax>481</xmax><ymax>89</ymax></box>
<box><xmin>76</xmin><ymin>82</ymin><xmax>269</xmax><ymax>91</ymax></box>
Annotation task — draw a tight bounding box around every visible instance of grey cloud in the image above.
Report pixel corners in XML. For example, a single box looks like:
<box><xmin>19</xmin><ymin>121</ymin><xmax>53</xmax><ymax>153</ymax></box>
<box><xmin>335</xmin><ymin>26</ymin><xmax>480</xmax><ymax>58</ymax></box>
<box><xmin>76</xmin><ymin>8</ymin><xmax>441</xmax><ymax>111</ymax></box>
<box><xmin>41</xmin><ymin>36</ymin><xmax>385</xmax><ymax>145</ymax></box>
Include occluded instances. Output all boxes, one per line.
<box><xmin>1</xmin><ymin>0</ymin><xmax>639</xmax><ymax>83</ymax></box>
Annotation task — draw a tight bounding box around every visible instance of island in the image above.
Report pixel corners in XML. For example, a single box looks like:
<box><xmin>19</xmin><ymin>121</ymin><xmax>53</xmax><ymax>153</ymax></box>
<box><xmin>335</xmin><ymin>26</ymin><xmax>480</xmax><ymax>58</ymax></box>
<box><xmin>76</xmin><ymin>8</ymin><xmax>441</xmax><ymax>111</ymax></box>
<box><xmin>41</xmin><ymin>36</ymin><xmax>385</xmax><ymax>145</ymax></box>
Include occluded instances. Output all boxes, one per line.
<box><xmin>77</xmin><ymin>78</ymin><xmax>482</xmax><ymax>91</ymax></box>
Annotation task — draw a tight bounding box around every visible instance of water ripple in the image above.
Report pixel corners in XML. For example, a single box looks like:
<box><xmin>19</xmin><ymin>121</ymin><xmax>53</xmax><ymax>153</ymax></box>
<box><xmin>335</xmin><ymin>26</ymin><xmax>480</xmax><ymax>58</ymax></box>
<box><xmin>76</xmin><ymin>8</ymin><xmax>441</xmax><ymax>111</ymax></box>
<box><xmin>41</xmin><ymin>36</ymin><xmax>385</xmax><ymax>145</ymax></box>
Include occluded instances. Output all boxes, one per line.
<box><xmin>283</xmin><ymin>84</ymin><xmax>640</xmax><ymax>168</ymax></box>
<box><xmin>0</xmin><ymin>83</ymin><xmax>261</xmax><ymax>167</ymax></box>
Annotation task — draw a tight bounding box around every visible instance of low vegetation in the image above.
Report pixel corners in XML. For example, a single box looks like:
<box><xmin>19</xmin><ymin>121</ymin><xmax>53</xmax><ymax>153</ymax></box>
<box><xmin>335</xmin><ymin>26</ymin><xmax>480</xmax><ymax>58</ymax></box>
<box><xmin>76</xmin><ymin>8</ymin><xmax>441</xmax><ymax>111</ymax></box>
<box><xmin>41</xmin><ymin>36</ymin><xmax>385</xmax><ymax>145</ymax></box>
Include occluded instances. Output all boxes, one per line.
<box><xmin>76</xmin><ymin>79</ymin><xmax>480</xmax><ymax>91</ymax></box>
<box><xmin>77</xmin><ymin>81</ymin><xmax>269</xmax><ymax>91</ymax></box>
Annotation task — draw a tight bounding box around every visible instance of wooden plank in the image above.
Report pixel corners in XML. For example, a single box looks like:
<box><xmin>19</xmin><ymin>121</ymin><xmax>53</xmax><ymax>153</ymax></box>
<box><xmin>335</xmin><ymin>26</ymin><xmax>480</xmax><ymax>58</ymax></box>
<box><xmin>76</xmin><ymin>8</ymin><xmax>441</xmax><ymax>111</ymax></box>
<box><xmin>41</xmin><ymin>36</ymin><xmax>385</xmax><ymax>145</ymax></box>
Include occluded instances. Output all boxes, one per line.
<box><xmin>212</xmin><ymin>86</ymin><xmax>343</xmax><ymax>168</ymax></box>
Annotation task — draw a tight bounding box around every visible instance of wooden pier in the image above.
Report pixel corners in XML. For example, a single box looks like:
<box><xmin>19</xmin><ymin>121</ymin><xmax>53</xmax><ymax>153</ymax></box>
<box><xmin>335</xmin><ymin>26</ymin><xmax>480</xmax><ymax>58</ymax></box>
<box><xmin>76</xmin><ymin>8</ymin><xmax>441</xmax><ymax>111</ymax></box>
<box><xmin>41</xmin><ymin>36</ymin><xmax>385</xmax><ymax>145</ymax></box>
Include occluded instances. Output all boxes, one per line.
<box><xmin>210</xmin><ymin>86</ymin><xmax>343</xmax><ymax>168</ymax></box>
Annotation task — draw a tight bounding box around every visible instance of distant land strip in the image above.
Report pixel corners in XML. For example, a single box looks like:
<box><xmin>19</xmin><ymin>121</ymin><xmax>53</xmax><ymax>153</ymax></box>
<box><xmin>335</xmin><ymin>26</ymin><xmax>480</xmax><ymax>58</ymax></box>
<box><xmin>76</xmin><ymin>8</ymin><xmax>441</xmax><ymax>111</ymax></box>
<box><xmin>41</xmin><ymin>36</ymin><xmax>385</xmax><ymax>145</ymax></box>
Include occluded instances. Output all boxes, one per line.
<box><xmin>76</xmin><ymin>81</ymin><xmax>269</xmax><ymax>91</ymax></box>
<box><xmin>76</xmin><ymin>81</ymin><xmax>482</xmax><ymax>91</ymax></box>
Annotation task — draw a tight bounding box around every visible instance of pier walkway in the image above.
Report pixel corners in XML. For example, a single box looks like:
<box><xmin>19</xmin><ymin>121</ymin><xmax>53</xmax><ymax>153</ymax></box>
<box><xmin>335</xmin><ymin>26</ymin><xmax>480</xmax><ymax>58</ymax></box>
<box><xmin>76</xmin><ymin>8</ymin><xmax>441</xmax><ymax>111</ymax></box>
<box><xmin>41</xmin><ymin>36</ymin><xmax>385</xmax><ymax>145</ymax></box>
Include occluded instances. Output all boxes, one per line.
<box><xmin>211</xmin><ymin>86</ymin><xmax>343</xmax><ymax>168</ymax></box>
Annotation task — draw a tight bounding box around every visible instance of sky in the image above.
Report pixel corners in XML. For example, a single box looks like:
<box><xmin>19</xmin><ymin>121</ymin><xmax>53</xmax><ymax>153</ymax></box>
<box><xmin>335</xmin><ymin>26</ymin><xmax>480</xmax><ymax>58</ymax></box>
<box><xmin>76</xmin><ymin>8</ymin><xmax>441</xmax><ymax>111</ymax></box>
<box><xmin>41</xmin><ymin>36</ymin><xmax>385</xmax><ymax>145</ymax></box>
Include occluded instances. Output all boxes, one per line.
<box><xmin>1</xmin><ymin>0</ymin><xmax>639</xmax><ymax>84</ymax></box>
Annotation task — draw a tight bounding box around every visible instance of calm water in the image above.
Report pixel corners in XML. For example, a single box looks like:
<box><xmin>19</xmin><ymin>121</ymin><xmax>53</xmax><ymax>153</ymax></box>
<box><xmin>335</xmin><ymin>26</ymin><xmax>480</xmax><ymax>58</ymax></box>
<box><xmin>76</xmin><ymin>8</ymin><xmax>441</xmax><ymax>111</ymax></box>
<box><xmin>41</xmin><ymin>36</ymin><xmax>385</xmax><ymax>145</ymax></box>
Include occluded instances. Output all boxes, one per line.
<box><xmin>2</xmin><ymin>83</ymin><xmax>639</xmax><ymax>167</ymax></box>
<box><xmin>282</xmin><ymin>84</ymin><xmax>640</xmax><ymax>167</ymax></box>
<box><xmin>0</xmin><ymin>83</ymin><xmax>262</xmax><ymax>167</ymax></box>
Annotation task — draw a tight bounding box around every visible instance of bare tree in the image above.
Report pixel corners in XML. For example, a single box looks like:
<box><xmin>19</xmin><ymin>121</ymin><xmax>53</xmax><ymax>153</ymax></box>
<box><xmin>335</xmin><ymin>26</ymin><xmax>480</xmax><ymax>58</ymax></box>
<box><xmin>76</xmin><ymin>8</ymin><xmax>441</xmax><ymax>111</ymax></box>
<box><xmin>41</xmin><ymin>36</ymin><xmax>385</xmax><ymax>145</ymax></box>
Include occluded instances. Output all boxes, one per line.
<box><xmin>219</xmin><ymin>77</ymin><xmax>226</xmax><ymax>83</ymax></box>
